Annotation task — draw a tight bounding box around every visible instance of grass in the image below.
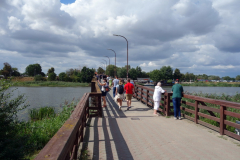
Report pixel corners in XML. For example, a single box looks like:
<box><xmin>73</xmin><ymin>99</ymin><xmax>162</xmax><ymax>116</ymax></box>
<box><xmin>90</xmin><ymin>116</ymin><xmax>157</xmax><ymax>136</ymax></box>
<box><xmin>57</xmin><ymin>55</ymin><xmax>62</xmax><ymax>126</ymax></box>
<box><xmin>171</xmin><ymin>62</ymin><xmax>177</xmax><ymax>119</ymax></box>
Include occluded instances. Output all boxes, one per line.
<box><xmin>180</xmin><ymin>92</ymin><xmax>240</xmax><ymax>133</ymax></box>
<box><xmin>181</xmin><ymin>82</ymin><xmax>240</xmax><ymax>87</ymax></box>
<box><xmin>29</xmin><ymin>106</ymin><xmax>55</xmax><ymax>121</ymax></box>
<box><xmin>12</xmin><ymin>81</ymin><xmax>90</xmax><ymax>87</ymax></box>
<box><xmin>17</xmin><ymin>102</ymin><xmax>76</xmax><ymax>159</ymax></box>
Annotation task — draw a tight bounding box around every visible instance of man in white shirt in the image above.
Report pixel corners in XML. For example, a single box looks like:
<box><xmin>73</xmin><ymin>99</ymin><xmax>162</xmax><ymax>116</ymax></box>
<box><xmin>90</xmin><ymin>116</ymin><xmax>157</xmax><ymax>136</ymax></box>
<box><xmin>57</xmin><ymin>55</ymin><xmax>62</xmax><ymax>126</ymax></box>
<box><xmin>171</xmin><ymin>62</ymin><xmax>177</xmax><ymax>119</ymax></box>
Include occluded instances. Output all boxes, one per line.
<box><xmin>112</xmin><ymin>76</ymin><xmax>119</xmax><ymax>97</ymax></box>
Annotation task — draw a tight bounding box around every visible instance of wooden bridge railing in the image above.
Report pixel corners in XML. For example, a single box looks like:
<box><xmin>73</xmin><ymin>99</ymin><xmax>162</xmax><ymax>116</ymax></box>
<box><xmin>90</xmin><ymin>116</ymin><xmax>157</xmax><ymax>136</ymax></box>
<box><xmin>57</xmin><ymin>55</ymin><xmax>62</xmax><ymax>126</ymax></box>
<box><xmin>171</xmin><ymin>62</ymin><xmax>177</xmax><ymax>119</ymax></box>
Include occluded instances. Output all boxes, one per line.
<box><xmin>134</xmin><ymin>84</ymin><xmax>240</xmax><ymax>141</ymax></box>
<box><xmin>35</xmin><ymin>78</ymin><xmax>102</xmax><ymax>160</ymax></box>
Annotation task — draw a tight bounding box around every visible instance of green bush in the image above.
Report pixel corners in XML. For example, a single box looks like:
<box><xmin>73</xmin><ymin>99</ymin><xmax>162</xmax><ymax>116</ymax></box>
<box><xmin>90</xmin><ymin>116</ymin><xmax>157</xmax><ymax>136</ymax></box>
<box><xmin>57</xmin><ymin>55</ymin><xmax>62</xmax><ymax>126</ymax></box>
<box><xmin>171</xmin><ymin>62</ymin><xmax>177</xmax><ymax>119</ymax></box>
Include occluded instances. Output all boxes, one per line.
<box><xmin>0</xmin><ymin>79</ymin><xmax>30</xmax><ymax>159</ymax></box>
<box><xmin>48</xmin><ymin>73</ymin><xmax>56</xmax><ymax>81</ymax></box>
<box><xmin>34</xmin><ymin>74</ymin><xmax>43</xmax><ymax>81</ymax></box>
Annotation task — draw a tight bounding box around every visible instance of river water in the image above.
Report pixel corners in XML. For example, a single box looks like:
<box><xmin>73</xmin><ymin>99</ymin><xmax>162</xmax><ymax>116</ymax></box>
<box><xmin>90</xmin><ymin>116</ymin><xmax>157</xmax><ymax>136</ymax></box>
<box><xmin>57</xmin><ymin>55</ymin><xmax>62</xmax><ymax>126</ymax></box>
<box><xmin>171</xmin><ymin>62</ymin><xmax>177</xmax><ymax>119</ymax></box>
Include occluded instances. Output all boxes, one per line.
<box><xmin>10</xmin><ymin>86</ymin><xmax>239</xmax><ymax>121</ymax></box>
<box><xmin>9</xmin><ymin>87</ymin><xmax>90</xmax><ymax>121</ymax></box>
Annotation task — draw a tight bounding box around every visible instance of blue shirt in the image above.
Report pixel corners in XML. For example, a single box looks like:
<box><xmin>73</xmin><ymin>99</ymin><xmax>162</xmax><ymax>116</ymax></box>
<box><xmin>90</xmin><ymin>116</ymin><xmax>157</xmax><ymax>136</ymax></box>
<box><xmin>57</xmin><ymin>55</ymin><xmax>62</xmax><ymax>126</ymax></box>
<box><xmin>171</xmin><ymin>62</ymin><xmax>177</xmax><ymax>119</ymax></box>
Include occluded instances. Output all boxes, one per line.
<box><xmin>113</xmin><ymin>79</ymin><xmax>119</xmax><ymax>87</ymax></box>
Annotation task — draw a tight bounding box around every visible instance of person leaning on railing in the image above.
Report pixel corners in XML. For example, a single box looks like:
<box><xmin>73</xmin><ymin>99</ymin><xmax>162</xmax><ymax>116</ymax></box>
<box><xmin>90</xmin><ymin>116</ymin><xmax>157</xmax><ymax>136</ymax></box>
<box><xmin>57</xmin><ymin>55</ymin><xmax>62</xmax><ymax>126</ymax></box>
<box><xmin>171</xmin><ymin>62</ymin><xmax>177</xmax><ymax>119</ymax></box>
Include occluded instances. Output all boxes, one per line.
<box><xmin>153</xmin><ymin>82</ymin><xmax>166</xmax><ymax>116</ymax></box>
<box><xmin>171</xmin><ymin>79</ymin><xmax>184</xmax><ymax>120</ymax></box>
<box><xmin>98</xmin><ymin>78</ymin><xmax>107</xmax><ymax>108</ymax></box>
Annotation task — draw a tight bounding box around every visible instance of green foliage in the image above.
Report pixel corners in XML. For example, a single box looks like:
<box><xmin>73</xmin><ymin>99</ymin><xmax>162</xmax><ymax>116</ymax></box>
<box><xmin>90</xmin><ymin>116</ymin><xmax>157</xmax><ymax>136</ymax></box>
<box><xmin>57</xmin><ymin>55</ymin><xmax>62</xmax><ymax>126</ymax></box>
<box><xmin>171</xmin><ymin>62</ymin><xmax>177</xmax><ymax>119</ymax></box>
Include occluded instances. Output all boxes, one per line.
<box><xmin>160</xmin><ymin>66</ymin><xmax>173</xmax><ymax>80</ymax></box>
<box><xmin>34</xmin><ymin>74</ymin><xmax>43</xmax><ymax>81</ymax></box>
<box><xmin>236</xmin><ymin>75</ymin><xmax>240</xmax><ymax>81</ymax></box>
<box><xmin>48</xmin><ymin>73</ymin><xmax>56</xmax><ymax>81</ymax></box>
<box><xmin>59</xmin><ymin>72</ymin><xmax>66</xmax><ymax>81</ymax></box>
<box><xmin>106</xmin><ymin>64</ymin><xmax>115</xmax><ymax>77</ymax></box>
<box><xmin>129</xmin><ymin>68</ymin><xmax>138</xmax><ymax>80</ymax></box>
<box><xmin>173</xmin><ymin>68</ymin><xmax>181</xmax><ymax>80</ymax></box>
<box><xmin>25</xmin><ymin>64</ymin><xmax>42</xmax><ymax>76</ymax></box>
<box><xmin>47</xmin><ymin>67</ymin><xmax>55</xmax><ymax>75</ymax></box>
<box><xmin>0</xmin><ymin>79</ymin><xmax>30</xmax><ymax>159</ymax></box>
<box><xmin>29</xmin><ymin>107</ymin><xmax>55</xmax><ymax>121</ymax></box>
<box><xmin>149</xmin><ymin>69</ymin><xmax>162</xmax><ymax>82</ymax></box>
<box><xmin>117</xmin><ymin>67</ymin><xmax>127</xmax><ymax>78</ymax></box>
<box><xmin>79</xmin><ymin>67</ymin><xmax>94</xmax><ymax>83</ymax></box>
<box><xmin>182</xmin><ymin>82</ymin><xmax>240</xmax><ymax>87</ymax></box>
<box><xmin>18</xmin><ymin>102</ymin><xmax>75</xmax><ymax>152</ymax></box>
<box><xmin>97</xmin><ymin>67</ymin><xmax>105</xmax><ymax>74</ymax></box>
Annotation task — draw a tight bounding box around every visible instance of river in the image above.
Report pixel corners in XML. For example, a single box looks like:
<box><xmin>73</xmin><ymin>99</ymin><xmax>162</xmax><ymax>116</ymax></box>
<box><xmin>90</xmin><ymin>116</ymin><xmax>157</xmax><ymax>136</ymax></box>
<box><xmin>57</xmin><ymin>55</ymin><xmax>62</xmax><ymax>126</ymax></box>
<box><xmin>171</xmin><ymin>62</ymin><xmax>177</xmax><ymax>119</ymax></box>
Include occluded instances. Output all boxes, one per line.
<box><xmin>9</xmin><ymin>87</ymin><xmax>90</xmax><ymax>121</ymax></box>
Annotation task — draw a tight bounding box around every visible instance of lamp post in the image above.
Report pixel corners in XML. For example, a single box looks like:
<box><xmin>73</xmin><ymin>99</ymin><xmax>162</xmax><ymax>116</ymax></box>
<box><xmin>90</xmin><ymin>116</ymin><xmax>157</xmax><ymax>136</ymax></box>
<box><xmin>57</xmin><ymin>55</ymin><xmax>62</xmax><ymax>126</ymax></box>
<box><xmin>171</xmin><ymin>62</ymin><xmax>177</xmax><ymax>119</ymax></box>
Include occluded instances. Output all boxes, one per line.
<box><xmin>107</xmin><ymin>49</ymin><xmax>116</xmax><ymax>77</ymax></box>
<box><xmin>113</xmin><ymin>34</ymin><xmax>128</xmax><ymax>79</ymax></box>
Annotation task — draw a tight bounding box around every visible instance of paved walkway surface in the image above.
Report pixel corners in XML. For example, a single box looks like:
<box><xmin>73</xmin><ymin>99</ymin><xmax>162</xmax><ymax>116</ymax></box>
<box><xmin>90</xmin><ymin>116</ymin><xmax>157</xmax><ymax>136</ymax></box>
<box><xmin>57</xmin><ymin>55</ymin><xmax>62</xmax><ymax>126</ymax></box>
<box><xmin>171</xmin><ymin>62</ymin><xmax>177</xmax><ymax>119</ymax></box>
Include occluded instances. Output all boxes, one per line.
<box><xmin>83</xmin><ymin>91</ymin><xmax>240</xmax><ymax>160</ymax></box>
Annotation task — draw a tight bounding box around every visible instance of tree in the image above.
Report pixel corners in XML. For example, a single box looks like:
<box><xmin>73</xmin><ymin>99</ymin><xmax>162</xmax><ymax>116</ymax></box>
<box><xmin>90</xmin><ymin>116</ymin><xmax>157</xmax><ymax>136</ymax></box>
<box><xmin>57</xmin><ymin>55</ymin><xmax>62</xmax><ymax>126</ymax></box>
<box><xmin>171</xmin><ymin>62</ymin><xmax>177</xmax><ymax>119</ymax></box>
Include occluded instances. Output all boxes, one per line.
<box><xmin>141</xmin><ymin>71</ymin><xmax>149</xmax><ymax>78</ymax></box>
<box><xmin>236</xmin><ymin>75</ymin><xmax>240</xmax><ymax>81</ymax></box>
<box><xmin>59</xmin><ymin>72</ymin><xmax>66</xmax><ymax>81</ymax></box>
<box><xmin>34</xmin><ymin>75</ymin><xmax>43</xmax><ymax>81</ymax></box>
<box><xmin>1</xmin><ymin>62</ymin><xmax>12</xmax><ymax>77</ymax></box>
<box><xmin>180</xmin><ymin>73</ymin><xmax>185</xmax><ymax>81</ymax></box>
<box><xmin>149</xmin><ymin>69</ymin><xmax>162</xmax><ymax>82</ymax></box>
<box><xmin>173</xmin><ymin>68</ymin><xmax>181</xmax><ymax>80</ymax></box>
<box><xmin>48</xmin><ymin>73</ymin><xmax>56</xmax><ymax>81</ymax></box>
<box><xmin>222</xmin><ymin>76</ymin><xmax>231</xmax><ymax>80</ymax></box>
<box><xmin>25</xmin><ymin>64</ymin><xmax>42</xmax><ymax>76</ymax></box>
<box><xmin>79</xmin><ymin>67</ymin><xmax>94</xmax><ymax>83</ymax></box>
<box><xmin>136</xmin><ymin>66</ymin><xmax>142</xmax><ymax>78</ymax></box>
<box><xmin>106</xmin><ymin>65</ymin><xmax>115</xmax><ymax>77</ymax></box>
<box><xmin>160</xmin><ymin>66</ymin><xmax>173</xmax><ymax>80</ymax></box>
<box><xmin>117</xmin><ymin>67</ymin><xmax>127</xmax><ymax>78</ymax></box>
<box><xmin>97</xmin><ymin>67</ymin><xmax>105</xmax><ymax>74</ymax></box>
<box><xmin>48</xmin><ymin>67</ymin><xmax>55</xmax><ymax>75</ymax></box>
<box><xmin>11</xmin><ymin>68</ymin><xmax>21</xmax><ymax>76</ymax></box>
<box><xmin>129</xmin><ymin>68</ymin><xmax>138</xmax><ymax>80</ymax></box>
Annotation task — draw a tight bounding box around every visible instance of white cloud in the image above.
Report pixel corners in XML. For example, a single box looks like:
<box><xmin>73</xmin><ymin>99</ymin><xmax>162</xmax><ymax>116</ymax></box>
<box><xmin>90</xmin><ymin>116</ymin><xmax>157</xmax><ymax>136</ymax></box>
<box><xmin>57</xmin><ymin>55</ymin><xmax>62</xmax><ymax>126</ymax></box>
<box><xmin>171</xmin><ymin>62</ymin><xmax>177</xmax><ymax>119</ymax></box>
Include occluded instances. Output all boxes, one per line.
<box><xmin>212</xmin><ymin>65</ymin><xmax>235</xmax><ymax>69</ymax></box>
<box><xmin>148</xmin><ymin>62</ymin><xmax>157</xmax><ymax>67</ymax></box>
<box><xmin>8</xmin><ymin>16</ymin><xmax>22</xmax><ymax>31</ymax></box>
<box><xmin>140</xmin><ymin>63</ymin><xmax>146</xmax><ymax>67</ymax></box>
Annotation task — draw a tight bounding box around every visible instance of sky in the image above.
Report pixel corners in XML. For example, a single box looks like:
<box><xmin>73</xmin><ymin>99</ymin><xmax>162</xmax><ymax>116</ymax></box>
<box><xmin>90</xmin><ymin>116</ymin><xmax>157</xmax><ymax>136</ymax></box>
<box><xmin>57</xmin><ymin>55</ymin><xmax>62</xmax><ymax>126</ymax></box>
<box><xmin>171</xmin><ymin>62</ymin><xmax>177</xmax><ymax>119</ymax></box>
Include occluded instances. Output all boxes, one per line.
<box><xmin>0</xmin><ymin>0</ymin><xmax>240</xmax><ymax>77</ymax></box>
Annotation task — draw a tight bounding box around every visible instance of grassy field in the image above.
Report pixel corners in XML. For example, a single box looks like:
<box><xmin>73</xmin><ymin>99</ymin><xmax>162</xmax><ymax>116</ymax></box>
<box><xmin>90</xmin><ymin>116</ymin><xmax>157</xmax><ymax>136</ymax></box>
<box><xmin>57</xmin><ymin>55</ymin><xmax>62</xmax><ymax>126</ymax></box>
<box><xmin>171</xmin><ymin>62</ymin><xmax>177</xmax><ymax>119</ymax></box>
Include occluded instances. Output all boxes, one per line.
<box><xmin>12</xmin><ymin>81</ymin><xmax>90</xmax><ymax>87</ymax></box>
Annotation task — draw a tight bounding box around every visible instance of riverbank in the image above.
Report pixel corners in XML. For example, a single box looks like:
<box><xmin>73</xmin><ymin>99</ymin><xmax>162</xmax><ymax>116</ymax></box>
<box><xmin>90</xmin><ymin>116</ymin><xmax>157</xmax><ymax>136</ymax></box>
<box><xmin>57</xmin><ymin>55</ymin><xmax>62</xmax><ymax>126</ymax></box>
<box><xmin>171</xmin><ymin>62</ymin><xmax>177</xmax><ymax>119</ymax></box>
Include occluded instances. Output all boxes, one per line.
<box><xmin>12</xmin><ymin>81</ymin><xmax>90</xmax><ymax>87</ymax></box>
<box><xmin>181</xmin><ymin>82</ymin><xmax>240</xmax><ymax>87</ymax></box>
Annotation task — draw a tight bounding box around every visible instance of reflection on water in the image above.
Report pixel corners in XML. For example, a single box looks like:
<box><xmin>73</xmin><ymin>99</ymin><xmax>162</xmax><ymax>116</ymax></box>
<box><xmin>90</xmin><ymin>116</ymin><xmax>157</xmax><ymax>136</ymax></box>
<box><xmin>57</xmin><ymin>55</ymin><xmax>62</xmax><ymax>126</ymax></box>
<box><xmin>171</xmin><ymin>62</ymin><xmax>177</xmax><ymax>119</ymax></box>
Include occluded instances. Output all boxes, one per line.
<box><xmin>10</xmin><ymin>87</ymin><xmax>90</xmax><ymax>121</ymax></box>
<box><xmin>147</xmin><ymin>86</ymin><xmax>239</xmax><ymax>96</ymax></box>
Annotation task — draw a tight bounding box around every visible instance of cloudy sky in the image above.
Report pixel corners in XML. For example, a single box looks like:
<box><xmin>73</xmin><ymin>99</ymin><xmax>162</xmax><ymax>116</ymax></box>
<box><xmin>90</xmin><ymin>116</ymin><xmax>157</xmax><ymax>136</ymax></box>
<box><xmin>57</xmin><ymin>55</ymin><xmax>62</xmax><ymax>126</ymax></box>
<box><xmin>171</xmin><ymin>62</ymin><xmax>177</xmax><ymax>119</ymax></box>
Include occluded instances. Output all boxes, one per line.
<box><xmin>0</xmin><ymin>0</ymin><xmax>240</xmax><ymax>77</ymax></box>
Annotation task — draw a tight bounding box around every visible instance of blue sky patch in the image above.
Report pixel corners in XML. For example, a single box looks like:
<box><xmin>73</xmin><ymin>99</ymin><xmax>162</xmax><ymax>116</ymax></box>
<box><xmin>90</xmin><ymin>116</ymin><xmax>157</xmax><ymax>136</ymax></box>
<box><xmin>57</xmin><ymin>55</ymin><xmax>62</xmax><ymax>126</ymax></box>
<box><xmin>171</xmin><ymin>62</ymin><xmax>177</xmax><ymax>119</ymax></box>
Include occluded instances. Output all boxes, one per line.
<box><xmin>60</xmin><ymin>0</ymin><xmax>76</xmax><ymax>4</ymax></box>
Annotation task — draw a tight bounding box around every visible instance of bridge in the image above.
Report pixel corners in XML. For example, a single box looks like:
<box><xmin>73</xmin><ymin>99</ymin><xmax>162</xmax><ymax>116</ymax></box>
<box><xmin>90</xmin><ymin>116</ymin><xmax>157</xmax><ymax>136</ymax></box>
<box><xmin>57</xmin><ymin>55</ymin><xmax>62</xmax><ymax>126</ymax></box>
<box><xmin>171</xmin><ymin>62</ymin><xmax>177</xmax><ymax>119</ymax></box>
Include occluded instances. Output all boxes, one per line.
<box><xmin>35</xmin><ymin>78</ymin><xmax>240</xmax><ymax>160</ymax></box>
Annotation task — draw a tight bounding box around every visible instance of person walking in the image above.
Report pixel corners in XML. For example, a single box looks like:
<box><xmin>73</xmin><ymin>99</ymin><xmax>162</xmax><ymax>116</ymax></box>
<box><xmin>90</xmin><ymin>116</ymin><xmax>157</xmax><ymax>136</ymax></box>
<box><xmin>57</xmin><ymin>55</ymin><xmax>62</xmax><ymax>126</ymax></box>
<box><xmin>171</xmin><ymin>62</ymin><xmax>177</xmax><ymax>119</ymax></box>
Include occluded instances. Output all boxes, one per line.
<box><xmin>114</xmin><ymin>79</ymin><xmax>125</xmax><ymax>110</ymax></box>
<box><xmin>124</xmin><ymin>79</ymin><xmax>134</xmax><ymax>110</ymax></box>
<box><xmin>172</xmin><ymin>79</ymin><xmax>184</xmax><ymax>120</ymax></box>
<box><xmin>106</xmin><ymin>75</ymin><xmax>110</xmax><ymax>86</ymax></box>
<box><xmin>112</xmin><ymin>76</ymin><xmax>119</xmax><ymax>97</ymax></box>
<box><xmin>98</xmin><ymin>78</ymin><xmax>108</xmax><ymax>108</ymax></box>
<box><xmin>109</xmin><ymin>76</ymin><xmax>112</xmax><ymax>88</ymax></box>
<box><xmin>153</xmin><ymin>82</ymin><xmax>166</xmax><ymax>116</ymax></box>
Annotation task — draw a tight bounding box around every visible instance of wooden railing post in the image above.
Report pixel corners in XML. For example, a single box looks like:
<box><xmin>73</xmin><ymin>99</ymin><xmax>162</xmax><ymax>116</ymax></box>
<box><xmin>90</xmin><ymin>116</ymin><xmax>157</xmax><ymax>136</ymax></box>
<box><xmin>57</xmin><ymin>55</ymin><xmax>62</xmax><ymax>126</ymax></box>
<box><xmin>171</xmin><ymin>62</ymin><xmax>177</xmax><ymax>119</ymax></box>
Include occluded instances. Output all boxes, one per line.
<box><xmin>220</xmin><ymin>106</ymin><xmax>226</xmax><ymax>135</ymax></box>
<box><xmin>98</xmin><ymin>94</ymin><xmax>102</xmax><ymax>117</ymax></box>
<box><xmin>195</xmin><ymin>100</ymin><xmax>199</xmax><ymax>124</ymax></box>
<box><xmin>147</xmin><ymin>90</ymin><xmax>149</xmax><ymax>106</ymax></box>
<box><xmin>165</xmin><ymin>92</ymin><xmax>170</xmax><ymax>116</ymax></box>
<box><xmin>141</xmin><ymin>87</ymin><xmax>143</xmax><ymax>103</ymax></box>
<box><xmin>91</xmin><ymin>81</ymin><xmax>95</xmax><ymax>92</ymax></box>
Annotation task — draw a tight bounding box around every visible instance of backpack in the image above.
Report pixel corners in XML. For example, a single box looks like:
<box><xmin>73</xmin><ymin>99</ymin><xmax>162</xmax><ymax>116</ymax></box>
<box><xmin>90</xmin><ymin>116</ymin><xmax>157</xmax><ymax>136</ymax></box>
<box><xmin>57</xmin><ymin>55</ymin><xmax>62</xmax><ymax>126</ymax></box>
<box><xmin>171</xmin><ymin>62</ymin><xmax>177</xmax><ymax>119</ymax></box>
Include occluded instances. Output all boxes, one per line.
<box><xmin>118</xmin><ymin>85</ymin><xmax>124</xmax><ymax>94</ymax></box>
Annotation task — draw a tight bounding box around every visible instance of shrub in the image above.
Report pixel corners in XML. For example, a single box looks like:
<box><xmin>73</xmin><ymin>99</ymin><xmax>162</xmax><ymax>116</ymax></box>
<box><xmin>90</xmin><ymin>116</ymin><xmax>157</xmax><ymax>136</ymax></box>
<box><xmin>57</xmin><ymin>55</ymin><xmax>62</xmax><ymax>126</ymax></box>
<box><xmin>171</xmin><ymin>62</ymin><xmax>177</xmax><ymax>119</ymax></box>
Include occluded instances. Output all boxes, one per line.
<box><xmin>34</xmin><ymin>74</ymin><xmax>43</xmax><ymax>81</ymax></box>
<box><xmin>29</xmin><ymin>107</ymin><xmax>55</xmax><ymax>121</ymax></box>
<box><xmin>48</xmin><ymin>73</ymin><xmax>56</xmax><ymax>81</ymax></box>
<box><xmin>0</xmin><ymin>79</ymin><xmax>30</xmax><ymax>159</ymax></box>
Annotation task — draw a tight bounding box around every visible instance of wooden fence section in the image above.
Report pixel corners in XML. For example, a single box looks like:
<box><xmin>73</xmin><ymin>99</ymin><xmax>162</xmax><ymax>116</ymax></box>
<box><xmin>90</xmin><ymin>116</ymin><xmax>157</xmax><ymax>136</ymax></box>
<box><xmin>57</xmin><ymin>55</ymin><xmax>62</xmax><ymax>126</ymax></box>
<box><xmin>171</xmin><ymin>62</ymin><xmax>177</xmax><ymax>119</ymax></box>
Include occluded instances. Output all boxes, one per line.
<box><xmin>35</xmin><ymin>78</ymin><xmax>102</xmax><ymax>160</ymax></box>
<box><xmin>133</xmin><ymin>84</ymin><xmax>240</xmax><ymax>141</ymax></box>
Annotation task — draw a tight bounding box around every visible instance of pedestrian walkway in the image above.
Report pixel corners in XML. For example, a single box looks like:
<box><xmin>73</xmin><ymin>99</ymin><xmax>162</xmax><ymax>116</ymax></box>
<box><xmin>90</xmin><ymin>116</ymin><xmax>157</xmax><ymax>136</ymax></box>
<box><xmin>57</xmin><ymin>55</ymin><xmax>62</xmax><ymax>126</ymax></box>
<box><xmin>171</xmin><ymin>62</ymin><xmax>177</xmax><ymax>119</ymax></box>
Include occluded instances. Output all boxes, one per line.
<box><xmin>82</xmin><ymin>91</ymin><xmax>240</xmax><ymax>160</ymax></box>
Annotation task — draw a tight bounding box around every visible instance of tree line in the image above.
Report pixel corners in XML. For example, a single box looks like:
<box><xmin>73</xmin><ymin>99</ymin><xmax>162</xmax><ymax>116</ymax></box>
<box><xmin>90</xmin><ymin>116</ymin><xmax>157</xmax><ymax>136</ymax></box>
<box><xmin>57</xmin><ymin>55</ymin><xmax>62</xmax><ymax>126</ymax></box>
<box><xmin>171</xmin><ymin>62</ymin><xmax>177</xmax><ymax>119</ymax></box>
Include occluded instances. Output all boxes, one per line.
<box><xmin>0</xmin><ymin>63</ymin><xmax>95</xmax><ymax>83</ymax></box>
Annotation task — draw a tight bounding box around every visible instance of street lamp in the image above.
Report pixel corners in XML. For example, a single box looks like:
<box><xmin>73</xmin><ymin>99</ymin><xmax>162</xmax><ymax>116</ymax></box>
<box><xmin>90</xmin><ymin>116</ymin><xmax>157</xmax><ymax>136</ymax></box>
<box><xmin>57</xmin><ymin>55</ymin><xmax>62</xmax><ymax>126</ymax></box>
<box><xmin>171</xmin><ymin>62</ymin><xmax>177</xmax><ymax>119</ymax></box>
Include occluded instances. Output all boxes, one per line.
<box><xmin>113</xmin><ymin>34</ymin><xmax>128</xmax><ymax>78</ymax></box>
<box><xmin>107</xmin><ymin>49</ymin><xmax>116</xmax><ymax>77</ymax></box>
<box><xmin>105</xmin><ymin>56</ymin><xmax>110</xmax><ymax>66</ymax></box>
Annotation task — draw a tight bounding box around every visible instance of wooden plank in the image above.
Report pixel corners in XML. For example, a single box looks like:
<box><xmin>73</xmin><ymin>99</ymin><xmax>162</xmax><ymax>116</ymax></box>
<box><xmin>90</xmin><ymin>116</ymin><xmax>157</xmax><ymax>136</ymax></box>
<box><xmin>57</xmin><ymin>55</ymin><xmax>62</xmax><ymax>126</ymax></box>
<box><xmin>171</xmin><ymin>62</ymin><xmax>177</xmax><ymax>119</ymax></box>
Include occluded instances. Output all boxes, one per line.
<box><xmin>220</xmin><ymin>106</ymin><xmax>226</xmax><ymax>135</ymax></box>
<box><xmin>224</xmin><ymin>120</ymin><xmax>240</xmax><ymax>129</ymax></box>
<box><xmin>148</xmin><ymin>102</ymin><xmax>153</xmax><ymax>107</ymax></box>
<box><xmin>135</xmin><ymin>84</ymin><xmax>154</xmax><ymax>92</ymax></box>
<box><xmin>224</xmin><ymin>130</ymin><xmax>240</xmax><ymax>141</ymax></box>
<box><xmin>198</xmin><ymin>120</ymin><xmax>219</xmax><ymax>132</ymax></box>
<box><xmin>180</xmin><ymin>106</ymin><xmax>195</xmax><ymax>114</ymax></box>
<box><xmin>198</xmin><ymin>105</ymin><xmax>220</xmax><ymax>113</ymax></box>
<box><xmin>198</xmin><ymin>112</ymin><xmax>220</xmax><ymax>122</ymax></box>
<box><xmin>142</xmin><ymin>95</ymin><xmax>147</xmax><ymax>99</ymax></box>
<box><xmin>195</xmin><ymin>101</ymin><xmax>199</xmax><ymax>124</ymax></box>
<box><xmin>142</xmin><ymin>99</ymin><xmax>147</xmax><ymax>103</ymax></box>
<box><xmin>224</xmin><ymin>110</ymin><xmax>240</xmax><ymax>119</ymax></box>
<box><xmin>142</xmin><ymin>90</ymin><xmax>147</xmax><ymax>94</ymax></box>
<box><xmin>148</xmin><ymin>93</ymin><xmax>153</xmax><ymax>96</ymax></box>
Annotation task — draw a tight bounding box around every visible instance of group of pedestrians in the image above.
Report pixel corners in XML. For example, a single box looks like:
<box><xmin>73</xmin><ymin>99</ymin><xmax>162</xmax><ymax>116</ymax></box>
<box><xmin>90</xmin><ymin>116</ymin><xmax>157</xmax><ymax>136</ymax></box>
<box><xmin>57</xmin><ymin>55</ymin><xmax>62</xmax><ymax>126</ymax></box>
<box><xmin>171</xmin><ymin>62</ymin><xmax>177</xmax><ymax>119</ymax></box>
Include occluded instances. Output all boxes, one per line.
<box><xmin>98</xmin><ymin>75</ymin><xmax>135</xmax><ymax>110</ymax></box>
<box><xmin>153</xmin><ymin>79</ymin><xmax>184</xmax><ymax>119</ymax></box>
<box><xmin>97</xmin><ymin>74</ymin><xmax>184</xmax><ymax>119</ymax></box>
